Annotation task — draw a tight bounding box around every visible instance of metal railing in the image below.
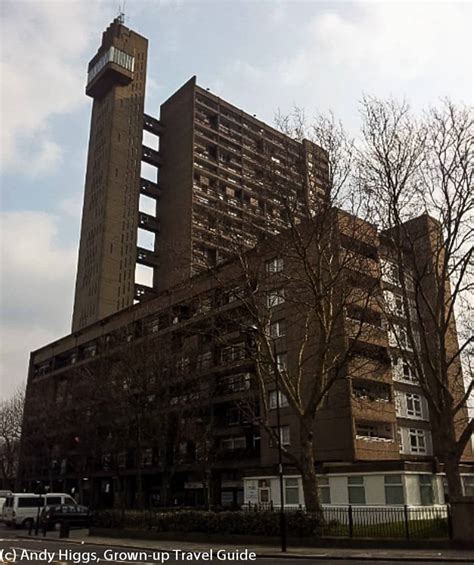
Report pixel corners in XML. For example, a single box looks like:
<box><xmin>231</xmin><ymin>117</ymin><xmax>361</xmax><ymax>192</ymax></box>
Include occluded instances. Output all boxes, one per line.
<box><xmin>245</xmin><ymin>502</ymin><xmax>452</xmax><ymax>539</ymax></box>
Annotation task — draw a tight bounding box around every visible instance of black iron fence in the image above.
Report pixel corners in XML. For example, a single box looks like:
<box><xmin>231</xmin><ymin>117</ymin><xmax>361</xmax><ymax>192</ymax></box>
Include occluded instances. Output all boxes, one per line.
<box><xmin>245</xmin><ymin>503</ymin><xmax>452</xmax><ymax>539</ymax></box>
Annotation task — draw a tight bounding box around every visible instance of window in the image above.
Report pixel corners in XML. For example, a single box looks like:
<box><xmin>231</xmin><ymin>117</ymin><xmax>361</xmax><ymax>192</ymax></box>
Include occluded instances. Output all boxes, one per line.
<box><xmin>384</xmin><ymin>475</ymin><xmax>404</xmax><ymax>505</ymax></box>
<box><xmin>220</xmin><ymin>436</ymin><xmax>246</xmax><ymax>450</ymax></box>
<box><xmin>318</xmin><ymin>476</ymin><xmax>331</xmax><ymax>504</ymax></box>
<box><xmin>276</xmin><ymin>353</ymin><xmax>287</xmax><ymax>372</ymax></box>
<box><xmin>141</xmin><ymin>448</ymin><xmax>153</xmax><ymax>467</ymax></box>
<box><xmin>393</xmin><ymin>294</ymin><xmax>404</xmax><ymax>316</ymax></box>
<box><xmin>271</xmin><ymin>425</ymin><xmax>290</xmax><ymax>446</ymax></box>
<box><xmin>419</xmin><ymin>475</ymin><xmax>434</xmax><ymax>505</ymax></box>
<box><xmin>462</xmin><ymin>476</ymin><xmax>474</xmax><ymax>497</ymax></box>
<box><xmin>267</xmin><ymin>289</ymin><xmax>285</xmax><ymax>308</ymax></box>
<box><xmin>409</xmin><ymin>429</ymin><xmax>427</xmax><ymax>454</ymax></box>
<box><xmin>270</xmin><ymin>320</ymin><xmax>286</xmax><ymax>338</ymax></box>
<box><xmin>402</xmin><ymin>360</ymin><xmax>415</xmax><ymax>382</ymax></box>
<box><xmin>348</xmin><ymin>476</ymin><xmax>366</xmax><ymax>505</ymax></box>
<box><xmin>285</xmin><ymin>478</ymin><xmax>300</xmax><ymax>505</ymax></box>
<box><xmin>266</xmin><ymin>257</ymin><xmax>284</xmax><ymax>274</ymax></box>
<box><xmin>197</xmin><ymin>351</ymin><xmax>213</xmax><ymax>371</ymax></box>
<box><xmin>381</xmin><ymin>259</ymin><xmax>400</xmax><ymax>286</ymax></box>
<box><xmin>396</xmin><ymin>391</ymin><xmax>426</xmax><ymax>420</ymax></box>
<box><xmin>391</xmin><ymin>356</ymin><xmax>417</xmax><ymax>383</ymax></box>
<box><xmin>46</xmin><ymin>496</ymin><xmax>62</xmax><ymax>506</ymax></box>
<box><xmin>226</xmin><ymin>407</ymin><xmax>240</xmax><ymax>426</ymax></box>
<box><xmin>221</xmin><ymin>344</ymin><xmax>246</xmax><ymax>363</ymax></box>
<box><xmin>223</xmin><ymin>373</ymin><xmax>251</xmax><ymax>392</ymax></box>
<box><xmin>18</xmin><ymin>497</ymin><xmax>43</xmax><ymax>508</ymax></box>
<box><xmin>388</xmin><ymin>325</ymin><xmax>412</xmax><ymax>350</ymax></box>
<box><xmin>406</xmin><ymin>393</ymin><xmax>423</xmax><ymax>419</ymax></box>
<box><xmin>269</xmin><ymin>390</ymin><xmax>289</xmax><ymax>409</ymax></box>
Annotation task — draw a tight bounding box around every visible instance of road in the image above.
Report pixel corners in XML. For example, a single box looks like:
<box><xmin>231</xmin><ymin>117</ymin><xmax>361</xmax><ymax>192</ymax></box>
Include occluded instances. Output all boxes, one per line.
<box><xmin>0</xmin><ymin>526</ymin><xmax>470</xmax><ymax>564</ymax></box>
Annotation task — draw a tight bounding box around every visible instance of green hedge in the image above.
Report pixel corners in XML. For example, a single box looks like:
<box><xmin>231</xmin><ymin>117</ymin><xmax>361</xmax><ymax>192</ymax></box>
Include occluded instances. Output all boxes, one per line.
<box><xmin>93</xmin><ymin>509</ymin><xmax>322</xmax><ymax>537</ymax></box>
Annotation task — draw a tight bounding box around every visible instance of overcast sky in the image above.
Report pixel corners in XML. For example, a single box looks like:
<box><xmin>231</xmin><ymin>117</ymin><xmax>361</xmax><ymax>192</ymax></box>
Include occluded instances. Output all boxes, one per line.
<box><xmin>0</xmin><ymin>0</ymin><xmax>472</xmax><ymax>400</ymax></box>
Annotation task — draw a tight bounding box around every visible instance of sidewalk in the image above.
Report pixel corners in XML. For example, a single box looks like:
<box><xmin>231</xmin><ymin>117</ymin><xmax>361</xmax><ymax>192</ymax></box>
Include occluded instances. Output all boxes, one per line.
<box><xmin>18</xmin><ymin>528</ymin><xmax>474</xmax><ymax>562</ymax></box>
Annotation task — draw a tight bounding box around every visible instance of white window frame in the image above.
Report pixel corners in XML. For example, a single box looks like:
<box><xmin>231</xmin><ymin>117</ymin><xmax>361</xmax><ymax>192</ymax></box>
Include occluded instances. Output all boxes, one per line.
<box><xmin>462</xmin><ymin>475</ymin><xmax>474</xmax><ymax>497</ymax></box>
<box><xmin>381</xmin><ymin>259</ymin><xmax>400</xmax><ymax>286</ymax></box>
<box><xmin>267</xmin><ymin>289</ymin><xmax>285</xmax><ymax>308</ymax></box>
<box><xmin>348</xmin><ymin>476</ymin><xmax>366</xmax><ymax>505</ymax></box>
<box><xmin>284</xmin><ymin>478</ymin><xmax>300</xmax><ymax>505</ymax></box>
<box><xmin>221</xmin><ymin>436</ymin><xmax>246</xmax><ymax>450</ymax></box>
<box><xmin>384</xmin><ymin>474</ymin><xmax>405</xmax><ymax>505</ymax></box>
<box><xmin>419</xmin><ymin>474</ymin><xmax>435</xmax><ymax>505</ymax></box>
<box><xmin>391</xmin><ymin>355</ymin><xmax>417</xmax><ymax>383</ymax></box>
<box><xmin>270</xmin><ymin>320</ymin><xmax>286</xmax><ymax>338</ymax></box>
<box><xmin>318</xmin><ymin>476</ymin><xmax>331</xmax><ymax>504</ymax></box>
<box><xmin>409</xmin><ymin>428</ymin><xmax>427</xmax><ymax>454</ymax></box>
<box><xmin>388</xmin><ymin>325</ymin><xmax>409</xmax><ymax>350</ymax></box>
<box><xmin>274</xmin><ymin>352</ymin><xmax>288</xmax><ymax>373</ymax></box>
<box><xmin>269</xmin><ymin>390</ymin><xmax>289</xmax><ymax>409</ymax></box>
<box><xmin>406</xmin><ymin>393</ymin><xmax>423</xmax><ymax>419</ymax></box>
<box><xmin>266</xmin><ymin>257</ymin><xmax>284</xmax><ymax>274</ymax></box>
<box><xmin>271</xmin><ymin>425</ymin><xmax>290</xmax><ymax>446</ymax></box>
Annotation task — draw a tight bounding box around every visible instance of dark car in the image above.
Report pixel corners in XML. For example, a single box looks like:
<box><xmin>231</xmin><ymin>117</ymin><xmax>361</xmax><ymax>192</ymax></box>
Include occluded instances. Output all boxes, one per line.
<box><xmin>40</xmin><ymin>504</ymin><xmax>91</xmax><ymax>530</ymax></box>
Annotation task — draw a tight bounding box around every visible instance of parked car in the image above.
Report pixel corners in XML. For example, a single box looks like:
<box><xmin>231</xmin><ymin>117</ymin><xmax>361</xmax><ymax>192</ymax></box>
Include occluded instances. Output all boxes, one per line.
<box><xmin>3</xmin><ymin>493</ymin><xmax>77</xmax><ymax>529</ymax></box>
<box><xmin>40</xmin><ymin>504</ymin><xmax>91</xmax><ymax>530</ymax></box>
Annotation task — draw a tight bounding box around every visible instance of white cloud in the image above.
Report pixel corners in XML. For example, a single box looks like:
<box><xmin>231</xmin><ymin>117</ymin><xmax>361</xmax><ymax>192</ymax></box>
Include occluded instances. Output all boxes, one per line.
<box><xmin>285</xmin><ymin>3</ymin><xmax>471</xmax><ymax>84</ymax></box>
<box><xmin>60</xmin><ymin>193</ymin><xmax>84</xmax><ymax>219</ymax></box>
<box><xmin>278</xmin><ymin>2</ymin><xmax>472</xmax><ymax>103</ymax></box>
<box><xmin>0</xmin><ymin>211</ymin><xmax>77</xmax><ymax>399</ymax></box>
<box><xmin>209</xmin><ymin>2</ymin><xmax>471</xmax><ymax>131</ymax></box>
<box><xmin>0</xmin><ymin>1</ymin><xmax>107</xmax><ymax>174</ymax></box>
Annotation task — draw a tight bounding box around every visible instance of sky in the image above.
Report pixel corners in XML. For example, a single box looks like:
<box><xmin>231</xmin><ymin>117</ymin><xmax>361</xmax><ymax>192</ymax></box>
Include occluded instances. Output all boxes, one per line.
<box><xmin>0</xmin><ymin>0</ymin><xmax>472</xmax><ymax>400</ymax></box>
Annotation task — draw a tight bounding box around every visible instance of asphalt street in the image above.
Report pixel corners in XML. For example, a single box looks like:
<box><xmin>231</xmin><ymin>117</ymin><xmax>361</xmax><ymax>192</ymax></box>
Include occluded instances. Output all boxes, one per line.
<box><xmin>0</xmin><ymin>526</ymin><xmax>472</xmax><ymax>565</ymax></box>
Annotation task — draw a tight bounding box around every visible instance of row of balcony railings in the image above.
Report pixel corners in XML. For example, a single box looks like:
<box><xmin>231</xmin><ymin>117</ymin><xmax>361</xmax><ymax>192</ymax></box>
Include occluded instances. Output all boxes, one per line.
<box><xmin>194</xmin><ymin>106</ymin><xmax>300</xmax><ymax>158</ymax></box>
<box><xmin>194</xmin><ymin>144</ymin><xmax>300</xmax><ymax>186</ymax></box>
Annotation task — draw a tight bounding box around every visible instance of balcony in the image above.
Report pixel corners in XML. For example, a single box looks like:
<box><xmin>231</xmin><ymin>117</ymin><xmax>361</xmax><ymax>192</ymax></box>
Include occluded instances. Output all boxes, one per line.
<box><xmin>138</xmin><ymin>212</ymin><xmax>160</xmax><ymax>233</ymax></box>
<box><xmin>86</xmin><ymin>46</ymin><xmax>134</xmax><ymax>99</ymax></box>
<box><xmin>143</xmin><ymin>114</ymin><xmax>163</xmax><ymax>136</ymax></box>
<box><xmin>137</xmin><ymin>247</ymin><xmax>159</xmax><ymax>268</ymax></box>
<box><xmin>355</xmin><ymin>420</ymin><xmax>394</xmax><ymax>442</ymax></box>
<box><xmin>142</xmin><ymin>146</ymin><xmax>162</xmax><ymax>168</ymax></box>
<box><xmin>140</xmin><ymin>178</ymin><xmax>161</xmax><ymax>199</ymax></box>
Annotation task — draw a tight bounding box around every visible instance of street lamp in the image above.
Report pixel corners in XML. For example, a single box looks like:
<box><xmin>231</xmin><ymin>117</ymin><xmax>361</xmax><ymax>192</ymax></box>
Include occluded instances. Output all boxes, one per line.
<box><xmin>273</xmin><ymin>339</ymin><xmax>287</xmax><ymax>553</ymax></box>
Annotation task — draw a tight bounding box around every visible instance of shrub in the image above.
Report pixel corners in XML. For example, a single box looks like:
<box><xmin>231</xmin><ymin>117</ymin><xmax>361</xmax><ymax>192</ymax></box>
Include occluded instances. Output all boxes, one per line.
<box><xmin>93</xmin><ymin>509</ymin><xmax>322</xmax><ymax>537</ymax></box>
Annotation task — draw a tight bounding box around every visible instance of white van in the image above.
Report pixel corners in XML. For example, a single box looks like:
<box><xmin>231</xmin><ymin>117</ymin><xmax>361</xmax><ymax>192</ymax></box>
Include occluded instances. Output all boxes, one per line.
<box><xmin>3</xmin><ymin>493</ymin><xmax>77</xmax><ymax>529</ymax></box>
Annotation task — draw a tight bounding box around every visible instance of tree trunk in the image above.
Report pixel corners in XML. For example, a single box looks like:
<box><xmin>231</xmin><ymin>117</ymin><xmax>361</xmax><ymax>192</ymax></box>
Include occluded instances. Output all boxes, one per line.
<box><xmin>444</xmin><ymin>454</ymin><xmax>463</xmax><ymax>500</ymax></box>
<box><xmin>299</xmin><ymin>438</ymin><xmax>323</xmax><ymax>516</ymax></box>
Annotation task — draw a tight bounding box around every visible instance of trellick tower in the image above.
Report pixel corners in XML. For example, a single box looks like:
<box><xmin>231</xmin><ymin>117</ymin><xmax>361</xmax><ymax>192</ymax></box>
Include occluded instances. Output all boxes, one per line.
<box><xmin>72</xmin><ymin>17</ymin><xmax>161</xmax><ymax>331</ymax></box>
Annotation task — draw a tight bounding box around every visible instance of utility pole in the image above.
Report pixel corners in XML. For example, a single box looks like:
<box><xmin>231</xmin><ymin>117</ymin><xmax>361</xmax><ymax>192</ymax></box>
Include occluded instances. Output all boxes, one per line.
<box><xmin>274</xmin><ymin>341</ymin><xmax>287</xmax><ymax>552</ymax></box>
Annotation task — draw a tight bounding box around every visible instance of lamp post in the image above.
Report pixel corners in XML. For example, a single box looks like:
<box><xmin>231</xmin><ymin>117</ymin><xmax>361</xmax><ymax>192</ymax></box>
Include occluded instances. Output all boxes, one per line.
<box><xmin>274</xmin><ymin>341</ymin><xmax>287</xmax><ymax>553</ymax></box>
<box><xmin>33</xmin><ymin>481</ymin><xmax>47</xmax><ymax>536</ymax></box>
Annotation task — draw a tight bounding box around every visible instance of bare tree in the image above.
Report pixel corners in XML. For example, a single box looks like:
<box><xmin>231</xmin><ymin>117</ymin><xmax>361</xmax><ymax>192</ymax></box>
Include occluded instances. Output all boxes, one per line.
<box><xmin>359</xmin><ymin>97</ymin><xmax>473</xmax><ymax>498</ymax></box>
<box><xmin>205</xmin><ymin>113</ymin><xmax>383</xmax><ymax>513</ymax></box>
<box><xmin>0</xmin><ymin>387</ymin><xmax>25</xmax><ymax>490</ymax></box>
